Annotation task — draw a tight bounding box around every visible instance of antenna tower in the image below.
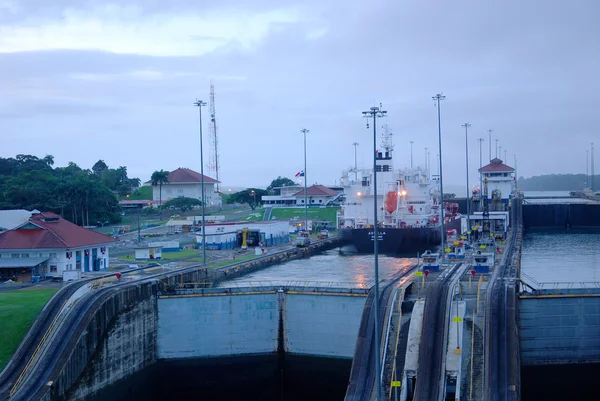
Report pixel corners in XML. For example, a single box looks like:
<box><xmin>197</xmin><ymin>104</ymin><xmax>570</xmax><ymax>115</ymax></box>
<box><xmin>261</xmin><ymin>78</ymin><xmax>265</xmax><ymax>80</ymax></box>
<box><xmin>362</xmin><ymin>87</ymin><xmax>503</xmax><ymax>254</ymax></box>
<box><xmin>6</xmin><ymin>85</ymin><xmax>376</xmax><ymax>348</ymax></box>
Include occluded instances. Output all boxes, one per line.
<box><xmin>208</xmin><ymin>83</ymin><xmax>220</xmax><ymax>192</ymax></box>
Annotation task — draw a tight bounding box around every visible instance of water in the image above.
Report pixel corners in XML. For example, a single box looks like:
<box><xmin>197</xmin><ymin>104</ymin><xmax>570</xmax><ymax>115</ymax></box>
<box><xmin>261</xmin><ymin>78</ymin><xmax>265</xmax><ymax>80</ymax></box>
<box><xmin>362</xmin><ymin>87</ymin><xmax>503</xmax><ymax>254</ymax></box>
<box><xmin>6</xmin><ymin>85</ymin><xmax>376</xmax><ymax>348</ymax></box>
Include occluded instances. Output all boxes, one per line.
<box><xmin>88</xmin><ymin>355</ymin><xmax>351</xmax><ymax>401</ymax></box>
<box><xmin>521</xmin><ymin>231</ymin><xmax>600</xmax><ymax>285</ymax></box>
<box><xmin>218</xmin><ymin>248</ymin><xmax>416</xmax><ymax>289</ymax></box>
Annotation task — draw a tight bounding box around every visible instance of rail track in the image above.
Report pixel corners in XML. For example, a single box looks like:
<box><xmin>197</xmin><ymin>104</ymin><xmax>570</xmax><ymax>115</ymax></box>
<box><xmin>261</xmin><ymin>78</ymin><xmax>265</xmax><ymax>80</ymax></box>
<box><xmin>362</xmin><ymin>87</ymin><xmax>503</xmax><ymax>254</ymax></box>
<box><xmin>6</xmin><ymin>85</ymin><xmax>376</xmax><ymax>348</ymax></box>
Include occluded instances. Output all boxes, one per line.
<box><xmin>413</xmin><ymin>262</ymin><xmax>466</xmax><ymax>401</ymax></box>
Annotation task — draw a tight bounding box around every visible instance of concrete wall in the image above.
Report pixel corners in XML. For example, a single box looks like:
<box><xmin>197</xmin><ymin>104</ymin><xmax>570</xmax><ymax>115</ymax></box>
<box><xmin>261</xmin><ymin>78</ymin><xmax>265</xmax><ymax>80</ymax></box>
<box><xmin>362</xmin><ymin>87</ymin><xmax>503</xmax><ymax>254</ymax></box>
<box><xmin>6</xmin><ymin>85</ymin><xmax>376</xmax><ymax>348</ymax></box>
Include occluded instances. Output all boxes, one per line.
<box><xmin>55</xmin><ymin>284</ymin><xmax>157</xmax><ymax>401</ymax></box>
<box><xmin>519</xmin><ymin>296</ymin><xmax>600</xmax><ymax>365</ymax></box>
<box><xmin>284</xmin><ymin>294</ymin><xmax>366</xmax><ymax>358</ymax></box>
<box><xmin>157</xmin><ymin>293</ymin><xmax>279</xmax><ymax>359</ymax></box>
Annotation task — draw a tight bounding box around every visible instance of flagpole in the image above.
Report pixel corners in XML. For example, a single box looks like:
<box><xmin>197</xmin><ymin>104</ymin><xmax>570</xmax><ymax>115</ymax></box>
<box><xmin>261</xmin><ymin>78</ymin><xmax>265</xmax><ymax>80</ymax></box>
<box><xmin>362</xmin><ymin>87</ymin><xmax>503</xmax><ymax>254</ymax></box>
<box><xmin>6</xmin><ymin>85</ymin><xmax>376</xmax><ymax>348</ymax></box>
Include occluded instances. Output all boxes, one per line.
<box><xmin>301</xmin><ymin>128</ymin><xmax>309</xmax><ymax>234</ymax></box>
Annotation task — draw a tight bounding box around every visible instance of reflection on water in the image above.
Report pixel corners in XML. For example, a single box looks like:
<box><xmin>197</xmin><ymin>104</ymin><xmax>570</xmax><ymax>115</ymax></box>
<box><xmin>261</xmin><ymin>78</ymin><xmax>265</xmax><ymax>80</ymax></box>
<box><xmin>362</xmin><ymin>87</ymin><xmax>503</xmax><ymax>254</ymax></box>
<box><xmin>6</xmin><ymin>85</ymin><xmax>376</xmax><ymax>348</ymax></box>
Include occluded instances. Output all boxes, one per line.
<box><xmin>88</xmin><ymin>355</ymin><xmax>351</xmax><ymax>401</ymax></box>
<box><xmin>218</xmin><ymin>248</ymin><xmax>416</xmax><ymax>289</ymax></box>
<box><xmin>521</xmin><ymin>232</ymin><xmax>600</xmax><ymax>284</ymax></box>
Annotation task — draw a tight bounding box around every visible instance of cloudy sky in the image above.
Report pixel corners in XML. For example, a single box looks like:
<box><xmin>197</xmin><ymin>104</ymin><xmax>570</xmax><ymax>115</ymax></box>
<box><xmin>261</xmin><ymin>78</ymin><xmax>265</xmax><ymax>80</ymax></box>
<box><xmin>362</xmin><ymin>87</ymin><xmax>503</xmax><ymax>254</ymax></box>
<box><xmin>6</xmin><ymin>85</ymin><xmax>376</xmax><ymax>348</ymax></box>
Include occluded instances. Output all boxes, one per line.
<box><xmin>1</xmin><ymin>0</ymin><xmax>598</xmax><ymax>190</ymax></box>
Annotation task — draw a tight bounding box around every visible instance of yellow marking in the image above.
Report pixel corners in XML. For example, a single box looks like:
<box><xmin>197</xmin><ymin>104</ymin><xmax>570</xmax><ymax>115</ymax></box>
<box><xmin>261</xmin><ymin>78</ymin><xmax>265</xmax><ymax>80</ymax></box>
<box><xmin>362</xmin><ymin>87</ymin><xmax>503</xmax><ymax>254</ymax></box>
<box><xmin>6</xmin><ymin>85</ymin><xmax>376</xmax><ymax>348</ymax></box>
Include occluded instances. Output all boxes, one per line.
<box><xmin>415</xmin><ymin>272</ymin><xmax>423</xmax><ymax>277</ymax></box>
<box><xmin>453</xmin><ymin>317</ymin><xmax>463</xmax><ymax>323</ymax></box>
<box><xmin>391</xmin><ymin>381</ymin><xmax>402</xmax><ymax>387</ymax></box>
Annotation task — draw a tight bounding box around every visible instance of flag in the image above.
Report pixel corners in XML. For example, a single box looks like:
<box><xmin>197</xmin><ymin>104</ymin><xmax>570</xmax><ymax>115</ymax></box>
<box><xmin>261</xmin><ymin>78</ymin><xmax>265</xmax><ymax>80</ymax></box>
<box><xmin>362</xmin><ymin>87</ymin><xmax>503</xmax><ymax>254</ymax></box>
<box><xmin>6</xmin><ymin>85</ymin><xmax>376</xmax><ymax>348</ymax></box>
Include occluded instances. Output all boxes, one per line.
<box><xmin>295</xmin><ymin>170</ymin><xmax>305</xmax><ymax>177</ymax></box>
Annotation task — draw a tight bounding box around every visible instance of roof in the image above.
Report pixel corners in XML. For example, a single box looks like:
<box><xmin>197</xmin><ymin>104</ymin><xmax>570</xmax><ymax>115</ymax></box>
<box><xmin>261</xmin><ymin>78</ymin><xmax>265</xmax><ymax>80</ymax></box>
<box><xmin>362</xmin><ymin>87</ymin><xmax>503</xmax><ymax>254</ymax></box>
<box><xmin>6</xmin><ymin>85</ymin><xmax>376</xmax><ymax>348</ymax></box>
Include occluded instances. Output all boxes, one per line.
<box><xmin>0</xmin><ymin>212</ymin><xmax>117</xmax><ymax>250</ymax></box>
<box><xmin>0</xmin><ymin>257</ymin><xmax>49</xmax><ymax>269</ymax></box>
<box><xmin>479</xmin><ymin>158</ymin><xmax>515</xmax><ymax>173</ymax></box>
<box><xmin>0</xmin><ymin>210</ymin><xmax>36</xmax><ymax>231</ymax></box>
<box><xmin>145</xmin><ymin>168</ymin><xmax>219</xmax><ymax>184</ymax></box>
<box><xmin>293</xmin><ymin>185</ymin><xmax>340</xmax><ymax>197</ymax></box>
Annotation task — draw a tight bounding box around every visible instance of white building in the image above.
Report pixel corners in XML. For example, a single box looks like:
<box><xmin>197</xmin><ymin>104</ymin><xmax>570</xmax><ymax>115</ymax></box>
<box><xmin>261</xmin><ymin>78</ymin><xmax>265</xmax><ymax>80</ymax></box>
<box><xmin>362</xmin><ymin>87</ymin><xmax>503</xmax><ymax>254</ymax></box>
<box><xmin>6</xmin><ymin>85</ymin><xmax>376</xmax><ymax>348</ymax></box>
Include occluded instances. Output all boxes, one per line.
<box><xmin>148</xmin><ymin>168</ymin><xmax>221</xmax><ymax>207</ymax></box>
<box><xmin>475</xmin><ymin>158</ymin><xmax>516</xmax><ymax>212</ymax></box>
<box><xmin>262</xmin><ymin>184</ymin><xmax>341</xmax><ymax>207</ymax></box>
<box><xmin>0</xmin><ymin>212</ymin><xmax>116</xmax><ymax>282</ymax></box>
<box><xmin>196</xmin><ymin>221</ymin><xmax>290</xmax><ymax>249</ymax></box>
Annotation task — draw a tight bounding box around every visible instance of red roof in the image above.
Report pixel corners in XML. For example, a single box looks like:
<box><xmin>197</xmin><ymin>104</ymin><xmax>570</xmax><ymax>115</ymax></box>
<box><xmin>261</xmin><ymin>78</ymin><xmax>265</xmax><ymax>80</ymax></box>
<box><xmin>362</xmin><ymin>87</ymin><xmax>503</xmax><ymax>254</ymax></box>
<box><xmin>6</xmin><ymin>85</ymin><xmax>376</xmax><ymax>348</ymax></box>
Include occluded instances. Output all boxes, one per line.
<box><xmin>479</xmin><ymin>158</ymin><xmax>515</xmax><ymax>173</ymax></box>
<box><xmin>0</xmin><ymin>212</ymin><xmax>117</xmax><ymax>250</ymax></box>
<box><xmin>293</xmin><ymin>185</ymin><xmax>339</xmax><ymax>197</ymax></box>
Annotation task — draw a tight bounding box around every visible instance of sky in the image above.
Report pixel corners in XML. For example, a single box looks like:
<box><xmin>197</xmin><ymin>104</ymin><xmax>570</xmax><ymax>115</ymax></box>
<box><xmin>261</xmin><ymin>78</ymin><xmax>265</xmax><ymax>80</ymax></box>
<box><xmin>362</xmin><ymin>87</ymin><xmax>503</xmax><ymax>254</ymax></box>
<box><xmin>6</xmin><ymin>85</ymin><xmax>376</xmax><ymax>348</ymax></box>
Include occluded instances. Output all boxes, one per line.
<box><xmin>1</xmin><ymin>0</ymin><xmax>599</xmax><ymax>190</ymax></box>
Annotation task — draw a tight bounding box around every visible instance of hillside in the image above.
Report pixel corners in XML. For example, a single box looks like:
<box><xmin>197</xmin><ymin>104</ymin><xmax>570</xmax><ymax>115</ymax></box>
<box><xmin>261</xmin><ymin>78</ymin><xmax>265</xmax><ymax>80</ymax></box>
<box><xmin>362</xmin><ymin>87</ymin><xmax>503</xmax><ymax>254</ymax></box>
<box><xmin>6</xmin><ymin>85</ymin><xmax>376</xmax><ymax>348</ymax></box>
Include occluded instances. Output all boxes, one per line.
<box><xmin>517</xmin><ymin>174</ymin><xmax>599</xmax><ymax>191</ymax></box>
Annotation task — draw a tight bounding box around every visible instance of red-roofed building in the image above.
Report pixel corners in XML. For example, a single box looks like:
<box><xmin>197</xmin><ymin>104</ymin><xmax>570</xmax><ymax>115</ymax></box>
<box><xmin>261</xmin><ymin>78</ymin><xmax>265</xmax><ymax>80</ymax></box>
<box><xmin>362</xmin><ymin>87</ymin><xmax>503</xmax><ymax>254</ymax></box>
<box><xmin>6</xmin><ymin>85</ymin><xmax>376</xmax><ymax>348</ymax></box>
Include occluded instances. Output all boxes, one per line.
<box><xmin>0</xmin><ymin>212</ymin><xmax>116</xmax><ymax>282</ymax></box>
<box><xmin>262</xmin><ymin>184</ymin><xmax>341</xmax><ymax>206</ymax></box>
<box><xmin>478</xmin><ymin>158</ymin><xmax>516</xmax><ymax>210</ymax></box>
<box><xmin>146</xmin><ymin>168</ymin><xmax>221</xmax><ymax>207</ymax></box>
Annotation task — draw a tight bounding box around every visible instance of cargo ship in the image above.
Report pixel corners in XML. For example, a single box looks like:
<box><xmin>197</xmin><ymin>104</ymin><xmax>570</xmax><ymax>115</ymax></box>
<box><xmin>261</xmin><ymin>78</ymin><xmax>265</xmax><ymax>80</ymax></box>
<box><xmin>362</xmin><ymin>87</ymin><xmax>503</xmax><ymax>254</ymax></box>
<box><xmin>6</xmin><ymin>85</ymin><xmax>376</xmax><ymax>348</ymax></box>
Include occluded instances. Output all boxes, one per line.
<box><xmin>336</xmin><ymin>129</ymin><xmax>461</xmax><ymax>254</ymax></box>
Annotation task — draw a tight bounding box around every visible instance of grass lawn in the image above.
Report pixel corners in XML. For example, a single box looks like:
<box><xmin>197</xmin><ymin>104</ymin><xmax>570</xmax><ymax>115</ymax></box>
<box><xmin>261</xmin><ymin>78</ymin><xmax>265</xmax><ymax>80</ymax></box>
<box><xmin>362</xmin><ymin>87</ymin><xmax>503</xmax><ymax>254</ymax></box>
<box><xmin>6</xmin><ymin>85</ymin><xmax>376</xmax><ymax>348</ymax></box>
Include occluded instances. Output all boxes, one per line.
<box><xmin>125</xmin><ymin>186</ymin><xmax>153</xmax><ymax>200</ymax></box>
<box><xmin>0</xmin><ymin>289</ymin><xmax>57</xmax><ymax>371</ymax></box>
<box><xmin>270</xmin><ymin>207</ymin><xmax>339</xmax><ymax>222</ymax></box>
<box><xmin>118</xmin><ymin>249</ymin><xmax>200</xmax><ymax>262</ymax></box>
<box><xmin>244</xmin><ymin>210</ymin><xmax>265</xmax><ymax>221</ymax></box>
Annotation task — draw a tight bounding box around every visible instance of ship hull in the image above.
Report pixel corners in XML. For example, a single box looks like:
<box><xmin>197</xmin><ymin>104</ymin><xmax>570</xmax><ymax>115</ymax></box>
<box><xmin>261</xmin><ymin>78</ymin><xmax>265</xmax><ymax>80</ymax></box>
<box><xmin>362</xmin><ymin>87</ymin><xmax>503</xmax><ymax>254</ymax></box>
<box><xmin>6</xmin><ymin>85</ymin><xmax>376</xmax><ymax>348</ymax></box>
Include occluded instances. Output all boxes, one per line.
<box><xmin>340</xmin><ymin>218</ymin><xmax>462</xmax><ymax>254</ymax></box>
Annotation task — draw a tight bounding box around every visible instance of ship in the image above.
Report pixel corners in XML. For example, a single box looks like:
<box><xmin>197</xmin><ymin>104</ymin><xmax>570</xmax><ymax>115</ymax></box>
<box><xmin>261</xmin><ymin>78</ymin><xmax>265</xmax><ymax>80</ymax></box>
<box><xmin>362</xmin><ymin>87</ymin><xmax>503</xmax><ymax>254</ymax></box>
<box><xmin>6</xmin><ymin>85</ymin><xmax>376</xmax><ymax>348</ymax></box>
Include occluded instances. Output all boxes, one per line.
<box><xmin>336</xmin><ymin>128</ymin><xmax>461</xmax><ymax>254</ymax></box>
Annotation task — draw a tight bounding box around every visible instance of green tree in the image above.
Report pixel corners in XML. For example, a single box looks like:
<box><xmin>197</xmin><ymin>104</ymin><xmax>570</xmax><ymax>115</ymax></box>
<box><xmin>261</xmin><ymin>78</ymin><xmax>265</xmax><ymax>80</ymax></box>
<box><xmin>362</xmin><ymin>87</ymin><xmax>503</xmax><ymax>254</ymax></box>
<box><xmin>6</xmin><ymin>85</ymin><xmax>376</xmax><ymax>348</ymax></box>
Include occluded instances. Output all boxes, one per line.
<box><xmin>267</xmin><ymin>176</ymin><xmax>297</xmax><ymax>193</ymax></box>
<box><xmin>92</xmin><ymin>159</ymin><xmax>108</xmax><ymax>176</ymax></box>
<box><xmin>163</xmin><ymin>197</ymin><xmax>203</xmax><ymax>214</ymax></box>
<box><xmin>226</xmin><ymin>188</ymin><xmax>268</xmax><ymax>210</ymax></box>
<box><xmin>150</xmin><ymin>170</ymin><xmax>170</xmax><ymax>218</ymax></box>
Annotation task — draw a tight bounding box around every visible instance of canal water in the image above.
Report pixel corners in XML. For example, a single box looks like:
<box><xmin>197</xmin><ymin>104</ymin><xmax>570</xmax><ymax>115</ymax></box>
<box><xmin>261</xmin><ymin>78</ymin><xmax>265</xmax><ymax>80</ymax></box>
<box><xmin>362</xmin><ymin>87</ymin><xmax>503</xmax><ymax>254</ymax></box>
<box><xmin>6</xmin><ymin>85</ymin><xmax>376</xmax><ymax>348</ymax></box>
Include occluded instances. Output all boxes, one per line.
<box><xmin>218</xmin><ymin>247</ymin><xmax>416</xmax><ymax>289</ymax></box>
<box><xmin>521</xmin><ymin>231</ymin><xmax>600</xmax><ymax>284</ymax></box>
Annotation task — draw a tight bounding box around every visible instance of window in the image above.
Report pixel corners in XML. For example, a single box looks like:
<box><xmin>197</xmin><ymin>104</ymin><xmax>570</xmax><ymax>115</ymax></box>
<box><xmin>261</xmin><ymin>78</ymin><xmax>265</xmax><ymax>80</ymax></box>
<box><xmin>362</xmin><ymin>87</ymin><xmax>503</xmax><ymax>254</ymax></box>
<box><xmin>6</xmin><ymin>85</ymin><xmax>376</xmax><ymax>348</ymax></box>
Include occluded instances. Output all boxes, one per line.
<box><xmin>11</xmin><ymin>254</ymin><xmax>19</xmax><ymax>258</ymax></box>
<box><xmin>50</xmin><ymin>265</ymin><xmax>57</xmax><ymax>273</ymax></box>
<box><xmin>50</xmin><ymin>253</ymin><xmax>57</xmax><ymax>258</ymax></box>
<box><xmin>178</xmin><ymin>189</ymin><xmax>184</xmax><ymax>194</ymax></box>
<box><xmin>21</xmin><ymin>253</ymin><xmax>29</xmax><ymax>258</ymax></box>
<box><xmin>166</xmin><ymin>189</ymin><xmax>172</xmax><ymax>194</ymax></box>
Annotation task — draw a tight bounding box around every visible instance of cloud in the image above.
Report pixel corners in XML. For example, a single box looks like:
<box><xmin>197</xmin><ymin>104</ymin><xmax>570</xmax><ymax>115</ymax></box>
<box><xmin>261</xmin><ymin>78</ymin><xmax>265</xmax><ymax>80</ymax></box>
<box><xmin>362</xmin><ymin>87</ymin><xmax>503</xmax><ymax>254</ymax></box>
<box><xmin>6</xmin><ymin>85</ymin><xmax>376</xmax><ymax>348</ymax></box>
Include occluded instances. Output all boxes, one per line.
<box><xmin>0</xmin><ymin>3</ymin><xmax>311</xmax><ymax>56</ymax></box>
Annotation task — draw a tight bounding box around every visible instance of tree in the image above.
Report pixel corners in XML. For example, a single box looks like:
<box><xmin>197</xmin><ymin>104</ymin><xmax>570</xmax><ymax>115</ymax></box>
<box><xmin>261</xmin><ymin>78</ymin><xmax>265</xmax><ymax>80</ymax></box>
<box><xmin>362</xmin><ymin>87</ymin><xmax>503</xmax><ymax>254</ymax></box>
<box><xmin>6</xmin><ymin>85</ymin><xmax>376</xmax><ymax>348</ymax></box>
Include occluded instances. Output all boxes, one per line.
<box><xmin>267</xmin><ymin>176</ymin><xmax>296</xmax><ymax>194</ymax></box>
<box><xmin>226</xmin><ymin>188</ymin><xmax>268</xmax><ymax>210</ymax></box>
<box><xmin>150</xmin><ymin>170</ymin><xmax>170</xmax><ymax>218</ymax></box>
<box><xmin>92</xmin><ymin>160</ymin><xmax>108</xmax><ymax>175</ymax></box>
<box><xmin>163</xmin><ymin>197</ymin><xmax>203</xmax><ymax>214</ymax></box>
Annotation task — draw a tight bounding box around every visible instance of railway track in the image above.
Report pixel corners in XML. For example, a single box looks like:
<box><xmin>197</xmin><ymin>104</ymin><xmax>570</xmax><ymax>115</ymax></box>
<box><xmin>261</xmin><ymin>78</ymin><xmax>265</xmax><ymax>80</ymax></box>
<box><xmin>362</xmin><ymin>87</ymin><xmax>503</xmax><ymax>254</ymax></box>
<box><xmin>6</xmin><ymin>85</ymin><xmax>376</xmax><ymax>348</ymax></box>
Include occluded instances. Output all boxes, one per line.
<box><xmin>485</xmin><ymin>225</ymin><xmax>520</xmax><ymax>401</ymax></box>
<box><xmin>4</xmin><ymin>238</ymin><xmax>338</xmax><ymax>401</ymax></box>
<box><xmin>413</xmin><ymin>262</ymin><xmax>466</xmax><ymax>401</ymax></box>
<box><xmin>345</xmin><ymin>264</ymin><xmax>418</xmax><ymax>401</ymax></box>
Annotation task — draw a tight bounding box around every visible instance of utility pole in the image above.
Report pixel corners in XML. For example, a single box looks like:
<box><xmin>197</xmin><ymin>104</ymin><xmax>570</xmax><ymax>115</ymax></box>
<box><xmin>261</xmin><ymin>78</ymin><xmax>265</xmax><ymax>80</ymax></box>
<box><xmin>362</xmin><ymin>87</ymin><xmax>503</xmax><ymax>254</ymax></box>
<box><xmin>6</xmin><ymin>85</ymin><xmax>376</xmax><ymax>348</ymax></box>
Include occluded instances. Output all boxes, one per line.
<box><xmin>462</xmin><ymin>123</ymin><xmax>471</xmax><ymax>234</ymax></box>
<box><xmin>137</xmin><ymin>207</ymin><xmax>141</xmax><ymax>244</ymax></box>
<box><xmin>424</xmin><ymin>147</ymin><xmax>428</xmax><ymax>171</ymax></box>
<box><xmin>504</xmin><ymin>149</ymin><xmax>507</xmax><ymax>162</ymax></box>
<box><xmin>478</xmin><ymin>138</ymin><xmax>484</xmax><ymax>200</ymax></box>
<box><xmin>194</xmin><ymin>99</ymin><xmax>208</xmax><ymax>267</ymax></box>
<box><xmin>514</xmin><ymin>154</ymin><xmax>518</xmax><ymax>189</ymax></box>
<box><xmin>353</xmin><ymin>142</ymin><xmax>359</xmax><ymax>181</ymax></box>
<box><xmin>592</xmin><ymin>143</ymin><xmax>595</xmax><ymax>192</ymax></box>
<box><xmin>586</xmin><ymin>150</ymin><xmax>589</xmax><ymax>189</ymax></box>
<box><xmin>433</xmin><ymin>93</ymin><xmax>446</xmax><ymax>263</ymax></box>
<box><xmin>487</xmin><ymin>129</ymin><xmax>493</xmax><ymax>162</ymax></box>
<box><xmin>301</xmin><ymin>128</ymin><xmax>309</xmax><ymax>232</ymax></box>
<box><xmin>410</xmin><ymin>140</ymin><xmax>414</xmax><ymax>168</ymax></box>
<box><xmin>362</xmin><ymin>104</ymin><xmax>387</xmax><ymax>401</ymax></box>
<box><xmin>495</xmin><ymin>139</ymin><xmax>499</xmax><ymax>159</ymax></box>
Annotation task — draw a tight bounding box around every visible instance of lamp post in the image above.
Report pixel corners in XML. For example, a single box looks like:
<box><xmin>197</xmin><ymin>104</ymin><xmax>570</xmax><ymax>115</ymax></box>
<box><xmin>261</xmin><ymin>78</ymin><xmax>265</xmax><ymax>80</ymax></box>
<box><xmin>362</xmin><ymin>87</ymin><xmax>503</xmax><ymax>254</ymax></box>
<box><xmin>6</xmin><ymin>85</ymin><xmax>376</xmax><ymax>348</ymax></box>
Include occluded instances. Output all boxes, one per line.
<box><xmin>478</xmin><ymin>138</ymin><xmax>484</xmax><ymax>209</ymax></box>
<box><xmin>495</xmin><ymin>139</ymin><xmax>499</xmax><ymax>159</ymax></box>
<box><xmin>362</xmin><ymin>105</ymin><xmax>387</xmax><ymax>401</ymax></box>
<box><xmin>462</xmin><ymin>123</ymin><xmax>471</xmax><ymax>235</ymax></box>
<box><xmin>301</xmin><ymin>128</ymin><xmax>309</xmax><ymax>233</ymax></box>
<box><xmin>424</xmin><ymin>147</ymin><xmax>428</xmax><ymax>175</ymax></box>
<box><xmin>352</xmin><ymin>142</ymin><xmax>359</xmax><ymax>181</ymax></box>
<box><xmin>488</xmin><ymin>129</ymin><xmax>493</xmax><ymax>162</ymax></box>
<box><xmin>433</xmin><ymin>94</ymin><xmax>446</xmax><ymax>263</ymax></box>
<box><xmin>194</xmin><ymin>99</ymin><xmax>207</xmax><ymax>267</ymax></box>
<box><xmin>410</xmin><ymin>140</ymin><xmax>414</xmax><ymax>168</ymax></box>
